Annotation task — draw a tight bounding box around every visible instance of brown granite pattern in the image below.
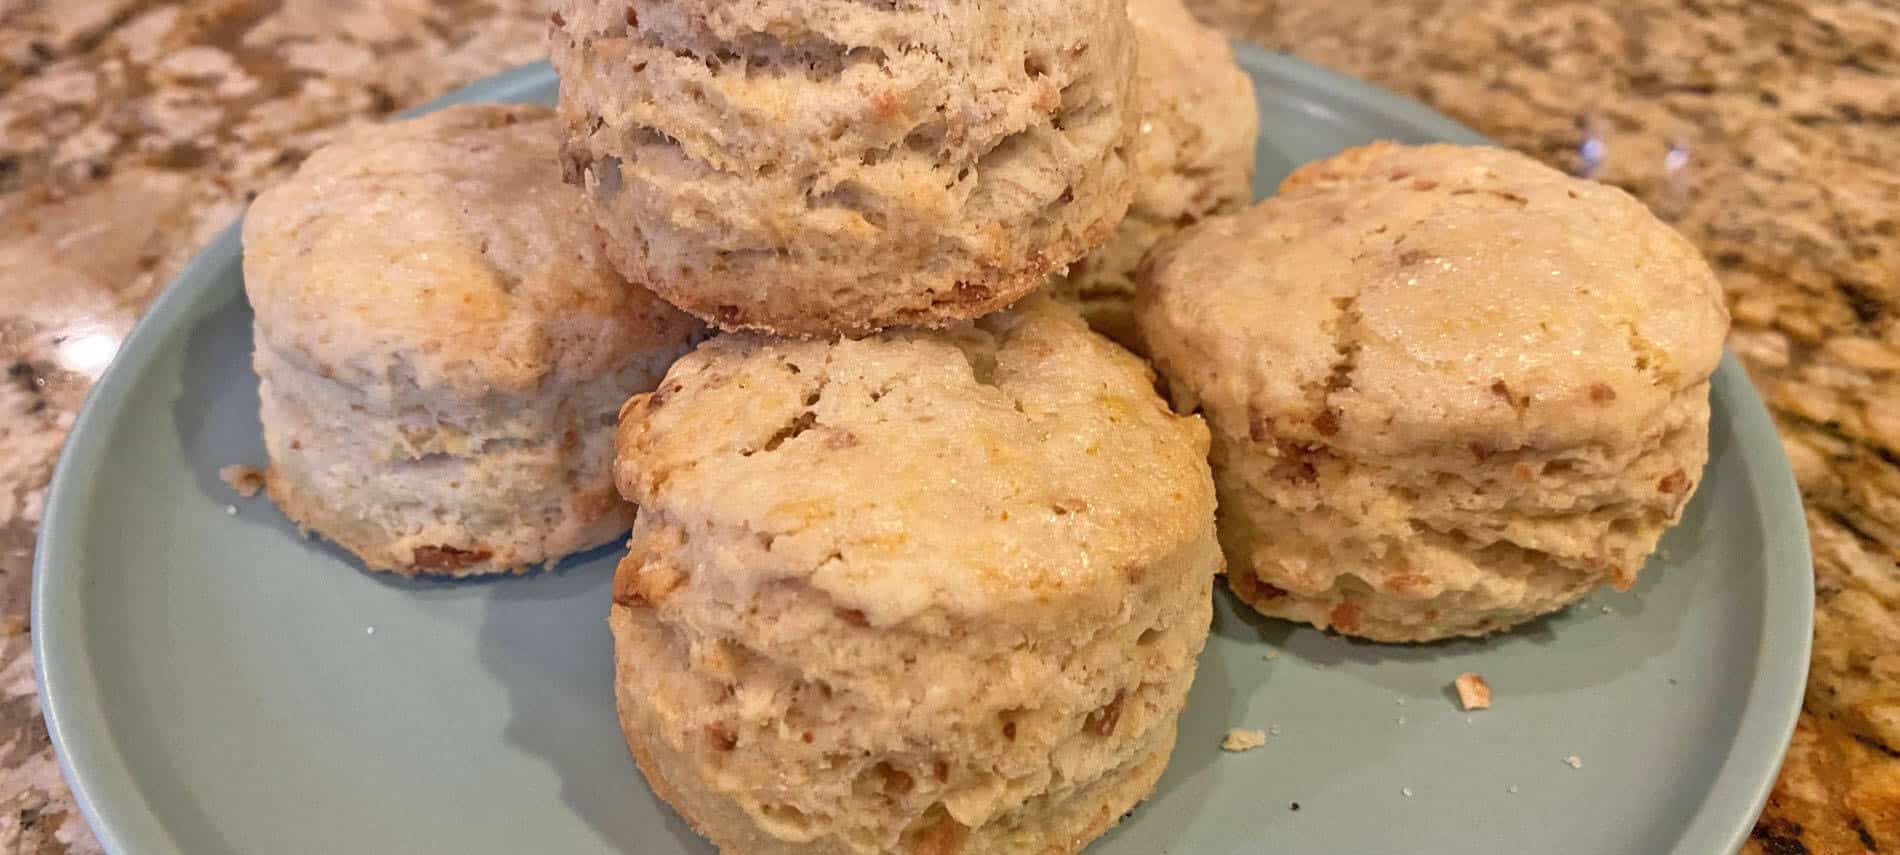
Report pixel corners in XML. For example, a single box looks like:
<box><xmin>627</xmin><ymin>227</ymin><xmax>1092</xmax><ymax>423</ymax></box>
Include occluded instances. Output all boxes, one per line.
<box><xmin>0</xmin><ymin>1</ymin><xmax>1894</xmax><ymax>852</ymax></box>
<box><xmin>0</xmin><ymin>3</ymin><xmax>549</xmax><ymax>852</ymax></box>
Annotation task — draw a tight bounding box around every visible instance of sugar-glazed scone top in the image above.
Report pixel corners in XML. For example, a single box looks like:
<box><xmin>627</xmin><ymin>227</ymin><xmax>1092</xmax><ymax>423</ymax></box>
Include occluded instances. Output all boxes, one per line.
<box><xmin>1140</xmin><ymin>142</ymin><xmax>1730</xmax><ymax>457</ymax></box>
<box><xmin>242</xmin><ymin>104</ymin><xmax>698</xmax><ymax>398</ymax></box>
<box><xmin>615</xmin><ymin>298</ymin><xmax>1215</xmax><ymax>631</ymax></box>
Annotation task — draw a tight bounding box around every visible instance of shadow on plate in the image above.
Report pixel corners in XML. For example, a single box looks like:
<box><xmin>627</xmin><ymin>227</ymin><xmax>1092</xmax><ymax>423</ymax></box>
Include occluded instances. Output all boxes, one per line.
<box><xmin>474</xmin><ymin>544</ymin><xmax>712</xmax><ymax>854</ymax></box>
<box><xmin>1091</xmin><ymin>609</ymin><xmax>1234</xmax><ymax>851</ymax></box>
<box><xmin>173</xmin><ymin>292</ymin><xmax>262</xmax><ymax>503</ymax></box>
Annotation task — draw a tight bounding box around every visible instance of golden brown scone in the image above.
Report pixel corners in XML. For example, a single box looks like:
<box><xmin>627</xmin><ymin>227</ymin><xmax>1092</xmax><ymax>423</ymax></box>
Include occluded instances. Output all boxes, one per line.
<box><xmin>550</xmin><ymin>0</ymin><xmax>1138</xmax><ymax>336</ymax></box>
<box><xmin>1137</xmin><ymin>142</ymin><xmax>1729</xmax><ymax>641</ymax></box>
<box><xmin>242</xmin><ymin>104</ymin><xmax>703</xmax><ymax>577</ymax></box>
<box><xmin>1047</xmin><ymin>0</ymin><xmax>1257</xmax><ymax>347</ymax></box>
<box><xmin>609</xmin><ymin>297</ymin><xmax>1220</xmax><ymax>852</ymax></box>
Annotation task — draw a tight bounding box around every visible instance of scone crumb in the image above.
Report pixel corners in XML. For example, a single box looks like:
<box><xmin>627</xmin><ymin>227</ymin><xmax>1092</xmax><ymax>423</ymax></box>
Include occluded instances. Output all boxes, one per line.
<box><xmin>1564</xmin><ymin>755</ymin><xmax>1584</xmax><ymax>769</ymax></box>
<box><xmin>1454</xmin><ymin>673</ymin><xmax>1492</xmax><ymax>710</ymax></box>
<box><xmin>219</xmin><ymin>464</ymin><xmax>265</xmax><ymax>498</ymax></box>
<box><xmin>1221</xmin><ymin>728</ymin><xmax>1267</xmax><ymax>752</ymax></box>
<box><xmin>1262</xmin><ymin>649</ymin><xmax>1279</xmax><ymax>661</ymax></box>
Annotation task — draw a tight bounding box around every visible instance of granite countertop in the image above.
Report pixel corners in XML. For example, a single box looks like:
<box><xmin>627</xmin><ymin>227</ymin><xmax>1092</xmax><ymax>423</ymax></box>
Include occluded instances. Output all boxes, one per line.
<box><xmin>0</xmin><ymin>1</ymin><xmax>1893</xmax><ymax>852</ymax></box>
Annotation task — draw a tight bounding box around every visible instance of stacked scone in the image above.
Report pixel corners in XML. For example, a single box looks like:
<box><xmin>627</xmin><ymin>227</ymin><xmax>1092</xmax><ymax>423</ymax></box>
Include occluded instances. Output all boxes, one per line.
<box><xmin>1046</xmin><ymin>0</ymin><xmax>1258</xmax><ymax>345</ymax></box>
<box><xmin>552</xmin><ymin>0</ymin><xmax>1139</xmax><ymax>334</ymax></box>
<box><xmin>547</xmin><ymin>0</ymin><xmax>1252</xmax><ymax>851</ymax></box>
<box><xmin>236</xmin><ymin>0</ymin><xmax>1736</xmax><ymax>850</ymax></box>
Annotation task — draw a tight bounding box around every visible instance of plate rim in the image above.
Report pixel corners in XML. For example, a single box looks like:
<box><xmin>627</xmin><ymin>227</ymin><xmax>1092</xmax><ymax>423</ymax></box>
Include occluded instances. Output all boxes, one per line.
<box><xmin>32</xmin><ymin>50</ymin><xmax>1813</xmax><ymax>855</ymax></box>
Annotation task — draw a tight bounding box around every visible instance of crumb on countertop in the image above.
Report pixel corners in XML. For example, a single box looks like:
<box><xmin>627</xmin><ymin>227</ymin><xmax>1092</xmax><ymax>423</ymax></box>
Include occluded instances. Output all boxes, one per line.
<box><xmin>219</xmin><ymin>464</ymin><xmax>265</xmax><ymax>497</ymax></box>
<box><xmin>1454</xmin><ymin>672</ymin><xmax>1492</xmax><ymax>710</ymax></box>
<box><xmin>1222</xmin><ymin>728</ymin><xmax>1267</xmax><ymax>752</ymax></box>
<box><xmin>1564</xmin><ymin>754</ymin><xmax>1584</xmax><ymax>769</ymax></box>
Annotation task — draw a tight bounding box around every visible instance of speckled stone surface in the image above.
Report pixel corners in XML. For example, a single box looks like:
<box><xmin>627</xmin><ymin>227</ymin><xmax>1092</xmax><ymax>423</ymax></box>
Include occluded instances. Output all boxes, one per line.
<box><xmin>0</xmin><ymin>1</ymin><xmax>1892</xmax><ymax>852</ymax></box>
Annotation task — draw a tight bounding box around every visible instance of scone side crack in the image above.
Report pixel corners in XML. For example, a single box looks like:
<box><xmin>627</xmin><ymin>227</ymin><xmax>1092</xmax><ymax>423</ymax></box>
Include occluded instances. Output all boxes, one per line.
<box><xmin>1318</xmin><ymin>293</ymin><xmax>1362</xmax><ymax>438</ymax></box>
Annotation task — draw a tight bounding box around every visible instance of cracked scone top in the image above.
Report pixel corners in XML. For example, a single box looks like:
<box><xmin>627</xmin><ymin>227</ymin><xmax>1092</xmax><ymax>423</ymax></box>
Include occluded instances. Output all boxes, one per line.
<box><xmin>1137</xmin><ymin>143</ymin><xmax>1729</xmax><ymax>641</ymax></box>
<box><xmin>550</xmin><ymin>0</ymin><xmax>1138</xmax><ymax>335</ymax></box>
<box><xmin>242</xmin><ymin>104</ymin><xmax>703</xmax><ymax>576</ymax></box>
<box><xmin>610</xmin><ymin>297</ymin><xmax>1220</xmax><ymax>853</ymax></box>
<box><xmin>1048</xmin><ymin>0</ymin><xmax>1258</xmax><ymax>346</ymax></box>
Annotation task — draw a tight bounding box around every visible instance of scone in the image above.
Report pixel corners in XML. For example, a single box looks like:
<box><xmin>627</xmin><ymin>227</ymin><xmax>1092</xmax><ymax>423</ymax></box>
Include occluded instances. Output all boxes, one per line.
<box><xmin>242</xmin><ymin>104</ymin><xmax>703</xmax><ymax>577</ymax></box>
<box><xmin>1047</xmin><ymin>0</ymin><xmax>1257</xmax><ymax>346</ymax></box>
<box><xmin>551</xmin><ymin>0</ymin><xmax>1139</xmax><ymax>336</ymax></box>
<box><xmin>611</xmin><ymin>297</ymin><xmax>1219</xmax><ymax>853</ymax></box>
<box><xmin>1136</xmin><ymin>143</ymin><xmax>1730</xmax><ymax>642</ymax></box>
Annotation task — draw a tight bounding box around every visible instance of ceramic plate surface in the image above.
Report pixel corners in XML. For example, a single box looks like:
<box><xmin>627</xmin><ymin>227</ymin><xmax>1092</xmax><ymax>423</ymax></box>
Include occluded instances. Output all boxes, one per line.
<box><xmin>35</xmin><ymin>48</ymin><xmax>1812</xmax><ymax>855</ymax></box>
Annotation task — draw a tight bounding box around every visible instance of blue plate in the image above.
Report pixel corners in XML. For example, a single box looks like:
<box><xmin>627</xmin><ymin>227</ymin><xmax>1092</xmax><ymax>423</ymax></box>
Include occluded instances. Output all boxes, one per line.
<box><xmin>35</xmin><ymin>49</ymin><xmax>1811</xmax><ymax>854</ymax></box>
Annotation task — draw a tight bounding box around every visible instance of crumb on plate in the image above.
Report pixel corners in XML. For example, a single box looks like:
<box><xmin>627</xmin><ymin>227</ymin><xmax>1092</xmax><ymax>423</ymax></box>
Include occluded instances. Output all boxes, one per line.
<box><xmin>1454</xmin><ymin>672</ymin><xmax>1492</xmax><ymax>710</ymax></box>
<box><xmin>1222</xmin><ymin>728</ymin><xmax>1267</xmax><ymax>752</ymax></box>
<box><xmin>219</xmin><ymin>464</ymin><xmax>265</xmax><ymax>498</ymax></box>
